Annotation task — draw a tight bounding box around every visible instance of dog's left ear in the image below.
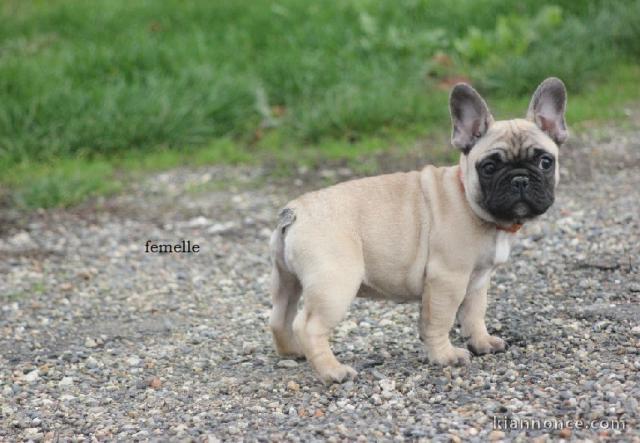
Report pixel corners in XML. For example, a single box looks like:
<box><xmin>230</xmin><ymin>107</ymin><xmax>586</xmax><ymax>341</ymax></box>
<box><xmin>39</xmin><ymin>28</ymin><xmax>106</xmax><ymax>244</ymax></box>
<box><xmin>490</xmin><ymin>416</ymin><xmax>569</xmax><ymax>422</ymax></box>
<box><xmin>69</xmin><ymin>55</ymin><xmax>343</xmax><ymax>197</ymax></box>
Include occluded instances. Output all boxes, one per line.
<box><xmin>449</xmin><ymin>84</ymin><xmax>494</xmax><ymax>153</ymax></box>
<box><xmin>527</xmin><ymin>77</ymin><xmax>568</xmax><ymax>145</ymax></box>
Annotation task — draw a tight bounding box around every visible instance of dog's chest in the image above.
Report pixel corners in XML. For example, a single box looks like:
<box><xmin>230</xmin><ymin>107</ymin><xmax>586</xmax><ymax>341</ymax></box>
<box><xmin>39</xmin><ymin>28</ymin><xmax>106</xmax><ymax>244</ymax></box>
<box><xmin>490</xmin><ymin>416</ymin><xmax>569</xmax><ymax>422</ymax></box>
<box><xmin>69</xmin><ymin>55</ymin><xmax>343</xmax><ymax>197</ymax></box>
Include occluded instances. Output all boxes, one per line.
<box><xmin>467</xmin><ymin>231</ymin><xmax>513</xmax><ymax>293</ymax></box>
<box><xmin>493</xmin><ymin>231</ymin><xmax>512</xmax><ymax>265</ymax></box>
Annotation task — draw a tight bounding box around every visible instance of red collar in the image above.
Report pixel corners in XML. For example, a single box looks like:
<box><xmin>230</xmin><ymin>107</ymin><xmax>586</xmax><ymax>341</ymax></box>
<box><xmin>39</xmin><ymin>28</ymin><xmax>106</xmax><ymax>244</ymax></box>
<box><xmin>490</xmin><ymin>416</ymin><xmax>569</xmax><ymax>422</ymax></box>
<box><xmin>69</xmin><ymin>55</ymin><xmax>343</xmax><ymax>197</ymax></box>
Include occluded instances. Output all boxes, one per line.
<box><xmin>457</xmin><ymin>167</ymin><xmax>523</xmax><ymax>234</ymax></box>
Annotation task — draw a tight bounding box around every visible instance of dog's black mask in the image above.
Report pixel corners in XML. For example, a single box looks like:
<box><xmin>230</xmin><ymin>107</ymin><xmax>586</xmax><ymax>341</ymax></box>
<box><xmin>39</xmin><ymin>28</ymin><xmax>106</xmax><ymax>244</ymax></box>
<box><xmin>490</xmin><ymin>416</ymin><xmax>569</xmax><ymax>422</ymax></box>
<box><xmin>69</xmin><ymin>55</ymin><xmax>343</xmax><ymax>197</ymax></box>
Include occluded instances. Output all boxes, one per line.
<box><xmin>477</xmin><ymin>148</ymin><xmax>555</xmax><ymax>223</ymax></box>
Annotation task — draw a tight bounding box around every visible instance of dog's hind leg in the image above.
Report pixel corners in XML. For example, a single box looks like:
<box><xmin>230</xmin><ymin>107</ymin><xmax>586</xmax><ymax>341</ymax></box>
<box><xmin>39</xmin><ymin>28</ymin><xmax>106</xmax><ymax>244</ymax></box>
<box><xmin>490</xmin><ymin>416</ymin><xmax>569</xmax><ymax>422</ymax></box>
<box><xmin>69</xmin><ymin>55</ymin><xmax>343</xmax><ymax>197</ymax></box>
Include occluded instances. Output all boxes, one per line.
<box><xmin>292</xmin><ymin>255</ymin><xmax>363</xmax><ymax>384</ymax></box>
<box><xmin>269</xmin><ymin>263</ymin><xmax>303</xmax><ymax>357</ymax></box>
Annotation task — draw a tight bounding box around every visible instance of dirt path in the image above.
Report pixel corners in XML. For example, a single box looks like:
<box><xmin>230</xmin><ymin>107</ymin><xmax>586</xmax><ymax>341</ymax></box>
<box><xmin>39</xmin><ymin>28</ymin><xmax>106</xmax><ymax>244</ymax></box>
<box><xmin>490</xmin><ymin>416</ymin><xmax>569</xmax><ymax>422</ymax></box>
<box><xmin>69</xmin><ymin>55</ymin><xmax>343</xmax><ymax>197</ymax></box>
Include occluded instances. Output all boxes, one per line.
<box><xmin>1</xmin><ymin>126</ymin><xmax>639</xmax><ymax>441</ymax></box>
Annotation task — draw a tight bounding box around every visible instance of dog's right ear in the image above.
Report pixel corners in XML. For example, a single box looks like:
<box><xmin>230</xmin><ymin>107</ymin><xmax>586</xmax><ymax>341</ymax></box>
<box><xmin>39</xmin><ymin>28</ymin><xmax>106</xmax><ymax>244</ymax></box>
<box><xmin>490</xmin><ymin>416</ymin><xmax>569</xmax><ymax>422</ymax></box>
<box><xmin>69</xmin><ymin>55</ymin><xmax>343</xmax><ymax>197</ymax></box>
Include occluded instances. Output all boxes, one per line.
<box><xmin>449</xmin><ymin>84</ymin><xmax>494</xmax><ymax>154</ymax></box>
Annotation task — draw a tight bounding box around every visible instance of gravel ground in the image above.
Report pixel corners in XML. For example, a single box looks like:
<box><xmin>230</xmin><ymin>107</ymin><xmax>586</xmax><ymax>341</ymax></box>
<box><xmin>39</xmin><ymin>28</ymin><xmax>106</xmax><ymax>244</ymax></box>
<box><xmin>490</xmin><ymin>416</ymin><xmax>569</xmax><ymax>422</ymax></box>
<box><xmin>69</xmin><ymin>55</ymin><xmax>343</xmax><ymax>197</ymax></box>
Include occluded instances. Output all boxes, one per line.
<box><xmin>1</xmin><ymin>124</ymin><xmax>639</xmax><ymax>442</ymax></box>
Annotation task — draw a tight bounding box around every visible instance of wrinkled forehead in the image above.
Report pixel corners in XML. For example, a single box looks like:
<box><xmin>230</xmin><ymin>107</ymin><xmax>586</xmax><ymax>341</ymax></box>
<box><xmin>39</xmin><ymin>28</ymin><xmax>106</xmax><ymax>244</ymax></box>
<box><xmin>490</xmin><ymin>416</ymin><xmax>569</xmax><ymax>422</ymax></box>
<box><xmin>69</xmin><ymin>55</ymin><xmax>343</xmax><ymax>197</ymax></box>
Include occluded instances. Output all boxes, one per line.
<box><xmin>471</xmin><ymin>119</ymin><xmax>559</xmax><ymax>161</ymax></box>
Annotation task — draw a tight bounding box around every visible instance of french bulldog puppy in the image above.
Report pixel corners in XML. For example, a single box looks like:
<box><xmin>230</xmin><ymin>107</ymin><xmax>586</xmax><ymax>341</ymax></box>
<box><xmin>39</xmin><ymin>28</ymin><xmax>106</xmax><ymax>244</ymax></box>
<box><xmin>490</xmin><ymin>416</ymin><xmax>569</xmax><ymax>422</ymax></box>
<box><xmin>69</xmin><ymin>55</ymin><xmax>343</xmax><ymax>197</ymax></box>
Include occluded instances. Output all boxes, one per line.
<box><xmin>269</xmin><ymin>78</ymin><xmax>567</xmax><ymax>383</ymax></box>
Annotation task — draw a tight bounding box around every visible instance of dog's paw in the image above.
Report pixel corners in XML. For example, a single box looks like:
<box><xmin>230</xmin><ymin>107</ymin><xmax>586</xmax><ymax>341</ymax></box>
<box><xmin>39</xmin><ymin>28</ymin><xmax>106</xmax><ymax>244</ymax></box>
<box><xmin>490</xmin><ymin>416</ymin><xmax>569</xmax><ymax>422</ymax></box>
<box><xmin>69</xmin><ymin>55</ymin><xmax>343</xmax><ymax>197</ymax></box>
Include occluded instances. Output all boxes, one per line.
<box><xmin>317</xmin><ymin>363</ymin><xmax>358</xmax><ymax>384</ymax></box>
<box><xmin>274</xmin><ymin>343</ymin><xmax>304</xmax><ymax>359</ymax></box>
<box><xmin>428</xmin><ymin>346</ymin><xmax>471</xmax><ymax>366</ymax></box>
<box><xmin>468</xmin><ymin>334</ymin><xmax>507</xmax><ymax>356</ymax></box>
<box><xmin>272</xmin><ymin>331</ymin><xmax>304</xmax><ymax>358</ymax></box>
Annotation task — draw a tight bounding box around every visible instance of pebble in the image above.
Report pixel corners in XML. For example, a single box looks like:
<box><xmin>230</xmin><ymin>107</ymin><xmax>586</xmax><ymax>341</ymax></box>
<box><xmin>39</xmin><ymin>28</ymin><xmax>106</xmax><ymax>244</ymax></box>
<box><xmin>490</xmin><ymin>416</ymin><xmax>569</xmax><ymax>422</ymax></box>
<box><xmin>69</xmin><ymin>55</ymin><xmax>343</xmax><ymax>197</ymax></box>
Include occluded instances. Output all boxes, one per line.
<box><xmin>59</xmin><ymin>377</ymin><xmax>74</xmax><ymax>388</ymax></box>
<box><xmin>207</xmin><ymin>222</ymin><xmax>236</xmax><ymax>235</ymax></box>
<box><xmin>277</xmin><ymin>359</ymin><xmax>298</xmax><ymax>369</ymax></box>
<box><xmin>85</xmin><ymin>356</ymin><xmax>99</xmax><ymax>368</ymax></box>
<box><xmin>379</xmin><ymin>379</ymin><xmax>396</xmax><ymax>392</ymax></box>
<box><xmin>127</xmin><ymin>356</ymin><xmax>142</xmax><ymax>367</ymax></box>
<box><xmin>24</xmin><ymin>370</ymin><xmax>39</xmax><ymax>383</ymax></box>
<box><xmin>242</xmin><ymin>341</ymin><xmax>257</xmax><ymax>354</ymax></box>
<box><xmin>558</xmin><ymin>428</ymin><xmax>571</xmax><ymax>439</ymax></box>
<box><xmin>186</xmin><ymin>216</ymin><xmax>210</xmax><ymax>227</ymax></box>
<box><xmin>24</xmin><ymin>428</ymin><xmax>43</xmax><ymax>441</ymax></box>
<box><xmin>7</xmin><ymin>231</ymin><xmax>35</xmax><ymax>249</ymax></box>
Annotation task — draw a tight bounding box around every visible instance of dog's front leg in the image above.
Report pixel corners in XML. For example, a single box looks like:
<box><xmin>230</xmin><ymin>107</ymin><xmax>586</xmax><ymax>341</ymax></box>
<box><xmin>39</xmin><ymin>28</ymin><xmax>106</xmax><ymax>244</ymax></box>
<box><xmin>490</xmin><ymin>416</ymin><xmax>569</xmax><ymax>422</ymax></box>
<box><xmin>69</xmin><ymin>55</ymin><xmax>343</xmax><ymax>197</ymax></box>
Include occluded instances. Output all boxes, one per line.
<box><xmin>457</xmin><ymin>274</ymin><xmax>506</xmax><ymax>355</ymax></box>
<box><xmin>419</xmin><ymin>271</ymin><xmax>471</xmax><ymax>365</ymax></box>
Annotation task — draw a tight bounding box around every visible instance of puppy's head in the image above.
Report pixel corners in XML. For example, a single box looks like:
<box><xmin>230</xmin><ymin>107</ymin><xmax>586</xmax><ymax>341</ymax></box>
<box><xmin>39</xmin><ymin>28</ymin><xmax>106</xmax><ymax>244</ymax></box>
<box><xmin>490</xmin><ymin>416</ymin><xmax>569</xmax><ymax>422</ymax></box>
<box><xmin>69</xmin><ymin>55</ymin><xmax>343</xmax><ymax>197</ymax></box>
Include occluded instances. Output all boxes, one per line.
<box><xmin>449</xmin><ymin>78</ymin><xmax>568</xmax><ymax>225</ymax></box>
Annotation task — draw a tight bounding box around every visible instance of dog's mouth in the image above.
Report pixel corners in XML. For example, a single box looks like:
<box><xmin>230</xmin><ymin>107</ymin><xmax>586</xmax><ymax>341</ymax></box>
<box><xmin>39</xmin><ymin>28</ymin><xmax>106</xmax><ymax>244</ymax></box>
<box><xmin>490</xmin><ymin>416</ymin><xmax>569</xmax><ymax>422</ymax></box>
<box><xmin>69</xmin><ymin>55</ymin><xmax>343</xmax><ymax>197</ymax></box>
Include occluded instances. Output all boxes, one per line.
<box><xmin>512</xmin><ymin>201</ymin><xmax>530</xmax><ymax>218</ymax></box>
<box><xmin>483</xmin><ymin>194</ymin><xmax>553</xmax><ymax>225</ymax></box>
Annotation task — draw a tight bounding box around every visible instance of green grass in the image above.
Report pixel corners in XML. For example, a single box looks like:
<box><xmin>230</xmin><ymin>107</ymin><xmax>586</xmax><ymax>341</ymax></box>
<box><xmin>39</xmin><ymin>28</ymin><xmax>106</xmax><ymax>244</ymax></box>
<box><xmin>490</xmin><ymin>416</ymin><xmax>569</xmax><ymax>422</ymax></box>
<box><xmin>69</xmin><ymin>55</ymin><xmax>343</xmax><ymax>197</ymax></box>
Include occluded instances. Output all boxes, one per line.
<box><xmin>1</xmin><ymin>0</ymin><xmax>640</xmax><ymax>208</ymax></box>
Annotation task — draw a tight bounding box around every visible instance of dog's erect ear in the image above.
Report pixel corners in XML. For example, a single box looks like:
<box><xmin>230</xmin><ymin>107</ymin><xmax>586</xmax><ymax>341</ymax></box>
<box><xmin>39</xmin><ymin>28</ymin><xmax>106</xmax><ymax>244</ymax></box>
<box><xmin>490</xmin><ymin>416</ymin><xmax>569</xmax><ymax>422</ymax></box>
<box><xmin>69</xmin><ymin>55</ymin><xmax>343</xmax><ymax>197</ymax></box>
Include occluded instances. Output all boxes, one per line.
<box><xmin>527</xmin><ymin>77</ymin><xmax>568</xmax><ymax>145</ymax></box>
<box><xmin>449</xmin><ymin>84</ymin><xmax>494</xmax><ymax>153</ymax></box>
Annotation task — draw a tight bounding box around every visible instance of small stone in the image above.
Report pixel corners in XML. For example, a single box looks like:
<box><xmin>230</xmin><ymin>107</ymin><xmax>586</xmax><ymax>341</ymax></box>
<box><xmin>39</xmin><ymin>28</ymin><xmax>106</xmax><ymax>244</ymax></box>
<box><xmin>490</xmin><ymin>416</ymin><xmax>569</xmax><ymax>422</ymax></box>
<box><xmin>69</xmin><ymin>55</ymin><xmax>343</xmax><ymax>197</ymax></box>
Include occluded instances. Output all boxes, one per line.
<box><xmin>558</xmin><ymin>428</ymin><xmax>571</xmax><ymax>439</ymax></box>
<box><xmin>58</xmin><ymin>377</ymin><xmax>73</xmax><ymax>388</ymax></box>
<box><xmin>277</xmin><ymin>359</ymin><xmax>298</xmax><ymax>369</ymax></box>
<box><xmin>148</xmin><ymin>377</ymin><xmax>162</xmax><ymax>389</ymax></box>
<box><xmin>579</xmin><ymin>279</ymin><xmax>592</xmax><ymax>289</ymax></box>
<box><xmin>187</xmin><ymin>216</ymin><xmax>210</xmax><ymax>227</ymax></box>
<box><xmin>172</xmin><ymin>423</ymin><xmax>188</xmax><ymax>434</ymax></box>
<box><xmin>631</xmin><ymin>326</ymin><xmax>640</xmax><ymax>337</ymax></box>
<box><xmin>85</xmin><ymin>356</ymin><xmax>99</xmax><ymax>369</ymax></box>
<box><xmin>628</xmin><ymin>283</ymin><xmax>640</xmax><ymax>293</ymax></box>
<box><xmin>379</xmin><ymin>379</ymin><xmax>396</xmax><ymax>392</ymax></box>
<box><xmin>559</xmin><ymin>390</ymin><xmax>571</xmax><ymax>400</ymax></box>
<box><xmin>24</xmin><ymin>370</ymin><xmax>39</xmax><ymax>383</ymax></box>
<box><xmin>8</xmin><ymin>231</ymin><xmax>35</xmax><ymax>249</ymax></box>
<box><xmin>24</xmin><ymin>428</ymin><xmax>43</xmax><ymax>441</ymax></box>
<box><xmin>624</xmin><ymin>397</ymin><xmax>638</xmax><ymax>413</ymax></box>
<box><xmin>207</xmin><ymin>222</ymin><xmax>236</xmax><ymax>235</ymax></box>
<box><xmin>59</xmin><ymin>283</ymin><xmax>73</xmax><ymax>292</ymax></box>
<box><xmin>127</xmin><ymin>356</ymin><xmax>141</xmax><ymax>367</ymax></box>
<box><xmin>563</xmin><ymin>398</ymin><xmax>577</xmax><ymax>408</ymax></box>
<box><xmin>489</xmin><ymin>430</ymin><xmax>506</xmax><ymax>441</ymax></box>
<box><xmin>286</xmin><ymin>381</ymin><xmax>300</xmax><ymax>392</ymax></box>
<box><xmin>242</xmin><ymin>342</ymin><xmax>257</xmax><ymax>354</ymax></box>
<box><xmin>84</xmin><ymin>337</ymin><xmax>97</xmax><ymax>348</ymax></box>
<box><xmin>227</xmin><ymin>425</ymin><xmax>240</xmax><ymax>435</ymax></box>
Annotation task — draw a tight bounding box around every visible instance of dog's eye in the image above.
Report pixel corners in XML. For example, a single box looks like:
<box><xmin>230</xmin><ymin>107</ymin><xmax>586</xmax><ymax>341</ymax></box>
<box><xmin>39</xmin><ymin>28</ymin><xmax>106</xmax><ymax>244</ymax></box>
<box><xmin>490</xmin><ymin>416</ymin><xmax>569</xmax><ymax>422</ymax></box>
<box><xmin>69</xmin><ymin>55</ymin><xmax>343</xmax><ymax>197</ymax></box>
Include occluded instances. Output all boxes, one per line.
<box><xmin>538</xmin><ymin>155</ymin><xmax>554</xmax><ymax>170</ymax></box>
<box><xmin>482</xmin><ymin>161</ymin><xmax>496</xmax><ymax>175</ymax></box>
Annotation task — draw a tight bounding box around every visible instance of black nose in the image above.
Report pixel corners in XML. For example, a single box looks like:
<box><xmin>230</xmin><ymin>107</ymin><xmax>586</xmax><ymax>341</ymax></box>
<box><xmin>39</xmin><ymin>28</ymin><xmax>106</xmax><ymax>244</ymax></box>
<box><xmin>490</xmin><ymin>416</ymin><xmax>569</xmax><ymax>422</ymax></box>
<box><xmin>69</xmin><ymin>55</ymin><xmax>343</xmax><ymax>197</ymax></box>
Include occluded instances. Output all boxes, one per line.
<box><xmin>511</xmin><ymin>176</ymin><xmax>529</xmax><ymax>192</ymax></box>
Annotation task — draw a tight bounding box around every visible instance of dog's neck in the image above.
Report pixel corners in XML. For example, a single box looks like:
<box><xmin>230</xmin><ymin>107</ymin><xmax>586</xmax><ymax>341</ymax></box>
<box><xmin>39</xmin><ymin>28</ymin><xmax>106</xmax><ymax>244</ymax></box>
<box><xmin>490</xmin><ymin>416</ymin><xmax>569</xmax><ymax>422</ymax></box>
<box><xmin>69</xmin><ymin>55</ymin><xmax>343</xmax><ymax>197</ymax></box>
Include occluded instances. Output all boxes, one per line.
<box><xmin>456</xmin><ymin>167</ymin><xmax>523</xmax><ymax>234</ymax></box>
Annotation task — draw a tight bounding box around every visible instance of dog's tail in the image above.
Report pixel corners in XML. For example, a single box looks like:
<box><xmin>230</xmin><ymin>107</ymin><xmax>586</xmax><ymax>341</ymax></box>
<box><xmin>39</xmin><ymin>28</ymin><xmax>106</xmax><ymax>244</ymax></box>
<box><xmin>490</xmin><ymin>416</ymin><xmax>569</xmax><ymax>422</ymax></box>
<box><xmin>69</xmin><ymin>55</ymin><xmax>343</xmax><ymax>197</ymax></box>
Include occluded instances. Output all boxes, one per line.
<box><xmin>270</xmin><ymin>207</ymin><xmax>296</xmax><ymax>270</ymax></box>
